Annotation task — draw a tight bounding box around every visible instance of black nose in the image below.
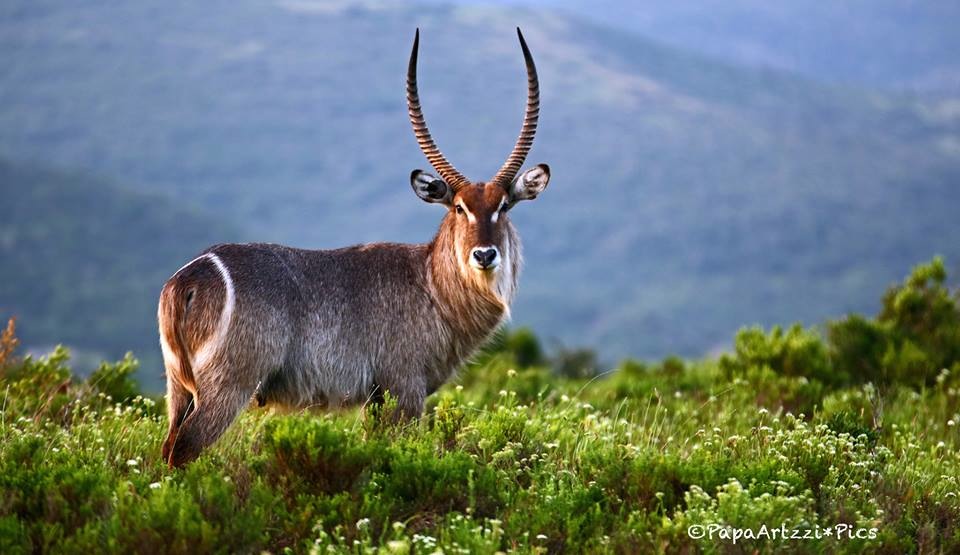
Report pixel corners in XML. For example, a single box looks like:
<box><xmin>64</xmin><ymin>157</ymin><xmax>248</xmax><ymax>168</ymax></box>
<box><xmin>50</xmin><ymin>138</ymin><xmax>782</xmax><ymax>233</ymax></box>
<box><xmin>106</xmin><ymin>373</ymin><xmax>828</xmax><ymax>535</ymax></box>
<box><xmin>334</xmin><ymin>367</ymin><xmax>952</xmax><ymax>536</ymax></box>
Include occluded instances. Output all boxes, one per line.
<box><xmin>472</xmin><ymin>248</ymin><xmax>497</xmax><ymax>268</ymax></box>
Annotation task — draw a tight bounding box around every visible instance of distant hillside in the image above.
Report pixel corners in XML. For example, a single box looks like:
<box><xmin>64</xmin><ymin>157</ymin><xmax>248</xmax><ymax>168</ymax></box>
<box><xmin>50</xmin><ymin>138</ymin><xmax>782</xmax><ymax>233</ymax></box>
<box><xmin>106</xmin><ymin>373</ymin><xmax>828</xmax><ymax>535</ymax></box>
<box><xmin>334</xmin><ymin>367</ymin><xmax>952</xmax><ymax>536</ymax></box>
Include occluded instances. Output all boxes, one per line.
<box><xmin>1</xmin><ymin>1</ymin><xmax>959</xmax><ymax>361</ymax></box>
<box><xmin>453</xmin><ymin>0</ymin><xmax>960</xmax><ymax>93</ymax></box>
<box><xmin>0</xmin><ymin>159</ymin><xmax>238</xmax><ymax>383</ymax></box>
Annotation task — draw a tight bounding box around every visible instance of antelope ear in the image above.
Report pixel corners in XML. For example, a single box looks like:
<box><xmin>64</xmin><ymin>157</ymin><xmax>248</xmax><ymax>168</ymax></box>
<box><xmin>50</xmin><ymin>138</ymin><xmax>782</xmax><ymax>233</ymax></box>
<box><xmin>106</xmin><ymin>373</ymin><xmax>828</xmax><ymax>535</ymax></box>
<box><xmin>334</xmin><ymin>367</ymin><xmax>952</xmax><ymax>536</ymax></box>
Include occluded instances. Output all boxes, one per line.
<box><xmin>509</xmin><ymin>164</ymin><xmax>550</xmax><ymax>205</ymax></box>
<box><xmin>410</xmin><ymin>170</ymin><xmax>453</xmax><ymax>205</ymax></box>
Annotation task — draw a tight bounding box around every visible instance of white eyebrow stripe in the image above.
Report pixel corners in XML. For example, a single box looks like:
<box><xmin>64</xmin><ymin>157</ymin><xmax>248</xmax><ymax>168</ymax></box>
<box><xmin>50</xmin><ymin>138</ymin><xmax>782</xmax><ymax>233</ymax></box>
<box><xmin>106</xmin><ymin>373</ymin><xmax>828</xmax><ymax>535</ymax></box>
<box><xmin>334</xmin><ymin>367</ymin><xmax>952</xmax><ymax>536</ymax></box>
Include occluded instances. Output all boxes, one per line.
<box><xmin>491</xmin><ymin>199</ymin><xmax>507</xmax><ymax>223</ymax></box>
<box><xmin>460</xmin><ymin>204</ymin><xmax>477</xmax><ymax>224</ymax></box>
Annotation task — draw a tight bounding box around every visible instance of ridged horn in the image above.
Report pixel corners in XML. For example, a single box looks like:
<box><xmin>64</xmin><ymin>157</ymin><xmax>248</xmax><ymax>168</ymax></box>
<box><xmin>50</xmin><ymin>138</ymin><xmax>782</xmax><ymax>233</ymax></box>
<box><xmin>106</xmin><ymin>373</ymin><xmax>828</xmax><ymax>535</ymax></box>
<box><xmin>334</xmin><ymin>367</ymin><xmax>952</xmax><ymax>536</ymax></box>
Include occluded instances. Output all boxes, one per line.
<box><xmin>407</xmin><ymin>29</ymin><xmax>470</xmax><ymax>191</ymax></box>
<box><xmin>492</xmin><ymin>27</ymin><xmax>540</xmax><ymax>188</ymax></box>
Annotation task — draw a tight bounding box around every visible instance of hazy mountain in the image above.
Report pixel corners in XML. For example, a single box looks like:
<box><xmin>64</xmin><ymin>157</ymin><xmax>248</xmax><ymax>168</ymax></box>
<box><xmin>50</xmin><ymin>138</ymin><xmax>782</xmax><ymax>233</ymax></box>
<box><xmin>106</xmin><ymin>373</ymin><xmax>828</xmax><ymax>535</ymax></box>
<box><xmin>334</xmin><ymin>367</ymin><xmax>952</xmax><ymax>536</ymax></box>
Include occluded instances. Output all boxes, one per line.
<box><xmin>2</xmin><ymin>0</ymin><xmax>959</xmax><ymax>369</ymax></box>
<box><xmin>0</xmin><ymin>158</ymin><xmax>238</xmax><ymax>384</ymax></box>
<box><xmin>436</xmin><ymin>0</ymin><xmax>960</xmax><ymax>93</ymax></box>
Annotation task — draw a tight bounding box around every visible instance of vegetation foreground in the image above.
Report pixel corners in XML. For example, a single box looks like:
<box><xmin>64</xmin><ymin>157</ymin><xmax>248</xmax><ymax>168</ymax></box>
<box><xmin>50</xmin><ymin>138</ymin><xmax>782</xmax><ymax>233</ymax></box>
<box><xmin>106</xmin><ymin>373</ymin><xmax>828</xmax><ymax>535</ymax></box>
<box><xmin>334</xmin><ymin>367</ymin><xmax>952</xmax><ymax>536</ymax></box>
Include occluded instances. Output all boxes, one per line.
<box><xmin>2</xmin><ymin>258</ymin><xmax>960</xmax><ymax>554</ymax></box>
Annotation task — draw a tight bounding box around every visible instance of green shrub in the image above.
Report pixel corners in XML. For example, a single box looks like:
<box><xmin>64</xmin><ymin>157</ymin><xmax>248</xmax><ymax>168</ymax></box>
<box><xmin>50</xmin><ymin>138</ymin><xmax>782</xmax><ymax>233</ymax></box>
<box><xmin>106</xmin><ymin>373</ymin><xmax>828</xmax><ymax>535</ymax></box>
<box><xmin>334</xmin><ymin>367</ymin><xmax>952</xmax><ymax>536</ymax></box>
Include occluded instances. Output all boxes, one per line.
<box><xmin>503</xmin><ymin>327</ymin><xmax>545</xmax><ymax>368</ymax></box>
<box><xmin>551</xmin><ymin>346</ymin><xmax>599</xmax><ymax>379</ymax></box>
<box><xmin>720</xmin><ymin>324</ymin><xmax>840</xmax><ymax>386</ymax></box>
<box><xmin>86</xmin><ymin>353</ymin><xmax>142</xmax><ymax>405</ymax></box>
<box><xmin>830</xmin><ymin>256</ymin><xmax>960</xmax><ymax>386</ymax></box>
<box><xmin>468</xmin><ymin>326</ymin><xmax>545</xmax><ymax>370</ymax></box>
<box><xmin>260</xmin><ymin>416</ymin><xmax>381</xmax><ymax>495</ymax></box>
<box><xmin>1</xmin><ymin>345</ymin><xmax>74</xmax><ymax>422</ymax></box>
<box><xmin>827</xmin><ymin>314</ymin><xmax>888</xmax><ymax>384</ymax></box>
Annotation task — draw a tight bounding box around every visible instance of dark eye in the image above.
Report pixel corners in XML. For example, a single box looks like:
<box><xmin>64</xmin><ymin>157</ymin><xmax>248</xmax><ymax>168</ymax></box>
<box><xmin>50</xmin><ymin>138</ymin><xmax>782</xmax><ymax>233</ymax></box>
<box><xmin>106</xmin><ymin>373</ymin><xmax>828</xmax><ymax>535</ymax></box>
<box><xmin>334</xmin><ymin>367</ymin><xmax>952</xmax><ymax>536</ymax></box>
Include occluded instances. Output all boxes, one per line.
<box><xmin>499</xmin><ymin>203</ymin><xmax>508</xmax><ymax>212</ymax></box>
<box><xmin>455</xmin><ymin>205</ymin><xmax>464</xmax><ymax>215</ymax></box>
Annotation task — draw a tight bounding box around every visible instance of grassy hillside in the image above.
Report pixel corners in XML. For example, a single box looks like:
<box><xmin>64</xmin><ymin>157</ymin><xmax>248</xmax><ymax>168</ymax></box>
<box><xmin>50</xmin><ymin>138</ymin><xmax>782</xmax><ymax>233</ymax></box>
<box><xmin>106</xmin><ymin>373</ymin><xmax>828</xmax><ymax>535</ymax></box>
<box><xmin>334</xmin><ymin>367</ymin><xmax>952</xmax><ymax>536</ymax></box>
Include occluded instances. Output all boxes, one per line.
<box><xmin>2</xmin><ymin>1</ymin><xmax>960</xmax><ymax>361</ymax></box>
<box><xmin>1</xmin><ymin>259</ymin><xmax>959</xmax><ymax>553</ymax></box>
<box><xmin>0</xmin><ymin>159</ymin><xmax>239</xmax><ymax>381</ymax></box>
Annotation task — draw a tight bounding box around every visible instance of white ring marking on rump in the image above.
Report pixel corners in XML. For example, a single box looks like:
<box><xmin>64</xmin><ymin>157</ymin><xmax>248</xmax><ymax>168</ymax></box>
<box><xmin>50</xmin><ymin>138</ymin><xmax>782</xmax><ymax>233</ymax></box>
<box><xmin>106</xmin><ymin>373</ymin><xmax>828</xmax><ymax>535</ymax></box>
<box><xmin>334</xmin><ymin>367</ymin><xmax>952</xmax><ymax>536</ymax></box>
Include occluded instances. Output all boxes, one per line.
<box><xmin>192</xmin><ymin>253</ymin><xmax>236</xmax><ymax>371</ymax></box>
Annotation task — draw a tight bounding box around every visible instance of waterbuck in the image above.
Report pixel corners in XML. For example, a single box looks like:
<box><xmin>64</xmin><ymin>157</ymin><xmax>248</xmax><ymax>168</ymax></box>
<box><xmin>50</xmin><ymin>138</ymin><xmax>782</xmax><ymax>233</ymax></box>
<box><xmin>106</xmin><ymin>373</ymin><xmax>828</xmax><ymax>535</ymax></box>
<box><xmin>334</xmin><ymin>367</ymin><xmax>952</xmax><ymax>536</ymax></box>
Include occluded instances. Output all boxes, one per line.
<box><xmin>158</xmin><ymin>28</ymin><xmax>551</xmax><ymax>468</ymax></box>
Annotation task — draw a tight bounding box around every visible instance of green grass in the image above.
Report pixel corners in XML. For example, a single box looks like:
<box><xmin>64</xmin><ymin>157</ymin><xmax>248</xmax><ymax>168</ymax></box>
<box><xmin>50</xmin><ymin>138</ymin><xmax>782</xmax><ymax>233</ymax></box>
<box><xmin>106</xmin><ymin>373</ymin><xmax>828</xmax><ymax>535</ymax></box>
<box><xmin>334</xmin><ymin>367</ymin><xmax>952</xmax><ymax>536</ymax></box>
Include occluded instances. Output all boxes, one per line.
<box><xmin>1</xmin><ymin>259</ymin><xmax>959</xmax><ymax>553</ymax></box>
<box><xmin>2</xmin><ymin>345</ymin><xmax>959</xmax><ymax>552</ymax></box>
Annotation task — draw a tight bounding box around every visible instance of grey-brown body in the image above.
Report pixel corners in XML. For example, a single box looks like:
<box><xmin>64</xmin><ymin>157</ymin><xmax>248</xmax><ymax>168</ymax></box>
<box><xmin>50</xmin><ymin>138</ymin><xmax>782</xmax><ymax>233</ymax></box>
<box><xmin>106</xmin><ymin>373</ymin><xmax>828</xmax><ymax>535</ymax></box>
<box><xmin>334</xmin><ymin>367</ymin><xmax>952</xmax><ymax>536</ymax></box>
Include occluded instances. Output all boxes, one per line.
<box><xmin>159</xmin><ymin>216</ymin><xmax>522</xmax><ymax>466</ymax></box>
<box><xmin>158</xmin><ymin>27</ymin><xmax>548</xmax><ymax>467</ymax></box>
<box><xmin>211</xmin><ymin>233</ymin><xmax>518</xmax><ymax>407</ymax></box>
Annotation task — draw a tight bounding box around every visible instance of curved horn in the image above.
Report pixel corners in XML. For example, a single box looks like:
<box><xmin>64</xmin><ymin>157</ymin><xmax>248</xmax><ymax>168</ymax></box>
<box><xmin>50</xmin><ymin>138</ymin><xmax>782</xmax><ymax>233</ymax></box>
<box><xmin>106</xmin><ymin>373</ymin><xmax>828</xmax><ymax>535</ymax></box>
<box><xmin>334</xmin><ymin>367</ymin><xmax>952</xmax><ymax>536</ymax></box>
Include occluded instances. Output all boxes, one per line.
<box><xmin>492</xmin><ymin>27</ymin><xmax>540</xmax><ymax>188</ymax></box>
<box><xmin>407</xmin><ymin>29</ymin><xmax>469</xmax><ymax>191</ymax></box>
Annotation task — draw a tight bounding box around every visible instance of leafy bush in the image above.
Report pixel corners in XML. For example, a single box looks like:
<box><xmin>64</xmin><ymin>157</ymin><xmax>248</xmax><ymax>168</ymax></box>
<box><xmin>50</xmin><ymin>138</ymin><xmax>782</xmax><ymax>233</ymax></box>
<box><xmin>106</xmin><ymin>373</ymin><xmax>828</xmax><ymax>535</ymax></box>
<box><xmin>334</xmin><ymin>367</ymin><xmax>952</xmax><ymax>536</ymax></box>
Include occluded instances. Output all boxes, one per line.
<box><xmin>86</xmin><ymin>354</ymin><xmax>142</xmax><ymax>405</ymax></box>
<box><xmin>830</xmin><ymin>256</ymin><xmax>960</xmax><ymax>386</ymax></box>
<box><xmin>501</xmin><ymin>327</ymin><xmax>546</xmax><ymax>368</ymax></box>
<box><xmin>721</xmin><ymin>324</ymin><xmax>839</xmax><ymax>386</ymax></box>
<box><xmin>551</xmin><ymin>346</ymin><xmax>600</xmax><ymax>379</ymax></box>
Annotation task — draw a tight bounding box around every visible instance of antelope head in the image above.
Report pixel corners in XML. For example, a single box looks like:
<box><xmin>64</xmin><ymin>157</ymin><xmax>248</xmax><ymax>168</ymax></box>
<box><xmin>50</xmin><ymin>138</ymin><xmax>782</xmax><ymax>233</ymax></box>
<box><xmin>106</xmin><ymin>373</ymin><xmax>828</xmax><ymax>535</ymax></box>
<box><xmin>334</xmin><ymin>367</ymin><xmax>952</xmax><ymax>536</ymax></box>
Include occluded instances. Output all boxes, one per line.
<box><xmin>407</xmin><ymin>28</ymin><xmax>551</xmax><ymax>280</ymax></box>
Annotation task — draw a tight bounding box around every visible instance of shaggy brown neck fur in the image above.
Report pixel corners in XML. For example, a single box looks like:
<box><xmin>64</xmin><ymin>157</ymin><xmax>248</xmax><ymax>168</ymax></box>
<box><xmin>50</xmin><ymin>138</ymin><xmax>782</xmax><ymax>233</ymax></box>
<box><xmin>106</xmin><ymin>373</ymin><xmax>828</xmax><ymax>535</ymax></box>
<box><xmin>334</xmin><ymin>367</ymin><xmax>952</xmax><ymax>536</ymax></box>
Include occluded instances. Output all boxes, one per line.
<box><xmin>426</xmin><ymin>212</ymin><xmax>518</xmax><ymax>366</ymax></box>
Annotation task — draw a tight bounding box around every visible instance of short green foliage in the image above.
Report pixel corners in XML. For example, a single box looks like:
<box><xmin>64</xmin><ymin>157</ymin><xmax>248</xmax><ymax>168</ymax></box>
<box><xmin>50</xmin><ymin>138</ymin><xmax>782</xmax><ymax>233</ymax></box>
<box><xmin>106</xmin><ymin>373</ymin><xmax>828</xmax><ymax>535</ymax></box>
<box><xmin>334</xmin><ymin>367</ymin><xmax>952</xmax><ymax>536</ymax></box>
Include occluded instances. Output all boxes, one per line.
<box><xmin>831</xmin><ymin>256</ymin><xmax>960</xmax><ymax>386</ymax></box>
<box><xmin>86</xmin><ymin>353</ymin><xmax>142</xmax><ymax>405</ymax></box>
<box><xmin>721</xmin><ymin>324</ymin><xmax>838</xmax><ymax>385</ymax></box>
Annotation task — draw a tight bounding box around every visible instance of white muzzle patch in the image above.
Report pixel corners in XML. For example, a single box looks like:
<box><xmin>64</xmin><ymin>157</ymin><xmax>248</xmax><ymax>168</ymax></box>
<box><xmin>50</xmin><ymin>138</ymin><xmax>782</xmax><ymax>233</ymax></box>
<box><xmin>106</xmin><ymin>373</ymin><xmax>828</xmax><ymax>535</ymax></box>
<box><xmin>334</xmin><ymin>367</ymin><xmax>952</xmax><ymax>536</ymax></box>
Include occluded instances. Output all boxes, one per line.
<box><xmin>469</xmin><ymin>245</ymin><xmax>501</xmax><ymax>271</ymax></box>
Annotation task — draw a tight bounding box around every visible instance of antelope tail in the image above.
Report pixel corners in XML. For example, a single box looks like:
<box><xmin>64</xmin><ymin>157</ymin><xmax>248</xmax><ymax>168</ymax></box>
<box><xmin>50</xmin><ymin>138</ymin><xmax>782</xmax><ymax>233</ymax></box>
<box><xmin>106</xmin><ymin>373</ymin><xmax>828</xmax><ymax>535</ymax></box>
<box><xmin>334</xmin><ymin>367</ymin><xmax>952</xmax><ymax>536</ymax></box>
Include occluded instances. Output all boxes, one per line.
<box><xmin>159</xmin><ymin>280</ymin><xmax>197</xmax><ymax>396</ymax></box>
